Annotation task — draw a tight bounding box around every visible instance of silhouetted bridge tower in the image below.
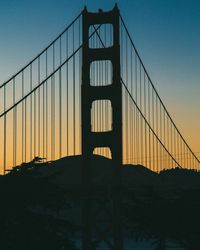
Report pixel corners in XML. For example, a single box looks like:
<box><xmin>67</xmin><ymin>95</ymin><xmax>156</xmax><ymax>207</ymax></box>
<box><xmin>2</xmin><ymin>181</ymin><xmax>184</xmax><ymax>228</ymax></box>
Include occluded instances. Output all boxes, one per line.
<box><xmin>81</xmin><ymin>5</ymin><xmax>123</xmax><ymax>250</ymax></box>
<box><xmin>0</xmin><ymin>4</ymin><xmax>200</xmax><ymax>250</ymax></box>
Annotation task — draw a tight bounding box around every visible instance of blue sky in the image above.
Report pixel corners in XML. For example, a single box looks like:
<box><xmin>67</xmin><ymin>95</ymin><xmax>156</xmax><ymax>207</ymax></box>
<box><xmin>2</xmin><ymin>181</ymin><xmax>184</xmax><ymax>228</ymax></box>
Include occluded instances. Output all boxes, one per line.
<box><xmin>0</xmin><ymin>0</ymin><xmax>199</xmax><ymax>155</ymax></box>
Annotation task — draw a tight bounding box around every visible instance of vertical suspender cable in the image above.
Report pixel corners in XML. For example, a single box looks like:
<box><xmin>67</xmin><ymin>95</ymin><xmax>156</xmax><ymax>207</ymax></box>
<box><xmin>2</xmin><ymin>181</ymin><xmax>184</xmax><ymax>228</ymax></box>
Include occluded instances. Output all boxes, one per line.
<box><xmin>130</xmin><ymin>45</ymin><xmax>133</xmax><ymax>164</ymax></box>
<box><xmin>144</xmin><ymin>72</ymin><xmax>147</xmax><ymax>167</ymax></box>
<box><xmin>120</xmin><ymin>21</ymin><xmax>123</xmax><ymax>161</ymax></box>
<box><xmin>152</xmin><ymin>89</ymin><xmax>155</xmax><ymax>170</ymax></box>
<box><xmin>59</xmin><ymin>37</ymin><xmax>62</xmax><ymax>158</ymax></box>
<box><xmin>34</xmin><ymin>66</ymin><xmax>36</xmax><ymax>158</ymax></box>
<box><xmin>51</xmin><ymin>43</ymin><xmax>55</xmax><ymax>160</ymax></box>
<box><xmin>140</xmin><ymin>64</ymin><xmax>143</xmax><ymax>165</ymax></box>
<box><xmin>156</xmin><ymin>96</ymin><xmax>158</xmax><ymax>171</ymax></box>
<box><xmin>22</xmin><ymin>71</ymin><xmax>24</xmax><ymax>163</ymax></box>
<box><xmin>174</xmin><ymin>126</ymin><xmax>176</xmax><ymax>167</ymax></box>
<box><xmin>25</xmin><ymin>82</ymin><xmax>27</xmax><ymax>163</ymax></box>
<box><xmin>79</xmin><ymin>17</ymin><xmax>81</xmax><ymax>154</ymax></box>
<box><xmin>66</xmin><ymin>31</ymin><xmax>69</xmax><ymax>156</ymax></box>
<box><xmin>184</xmin><ymin>142</ymin><xmax>186</xmax><ymax>168</ymax></box>
<box><xmin>30</xmin><ymin>64</ymin><xmax>33</xmax><ymax>161</ymax></box>
<box><xmin>73</xmin><ymin>23</ymin><xmax>76</xmax><ymax>155</ymax></box>
<box><xmin>160</xmin><ymin>102</ymin><xmax>162</xmax><ymax>170</ymax></box>
<box><xmin>42</xmin><ymin>54</ymin><xmax>45</xmax><ymax>161</ymax></box>
<box><xmin>125</xmin><ymin>30</ymin><xmax>128</xmax><ymax>163</ymax></box>
<box><xmin>4</xmin><ymin>86</ymin><xmax>6</xmax><ymax>174</ymax></box>
<box><xmin>148</xmin><ymin>79</ymin><xmax>151</xmax><ymax>169</ymax></box>
<box><xmin>134</xmin><ymin>52</ymin><xmax>136</xmax><ymax>164</ymax></box>
<box><xmin>180</xmin><ymin>137</ymin><xmax>183</xmax><ymax>167</ymax></box>
<box><xmin>167</xmin><ymin>115</ymin><xmax>169</xmax><ymax>168</ymax></box>
<box><xmin>46</xmin><ymin>50</ymin><xmax>48</xmax><ymax>161</ymax></box>
<box><xmin>38</xmin><ymin>57</ymin><xmax>40</xmax><ymax>157</ymax></box>
<box><xmin>13</xmin><ymin>77</ymin><xmax>16</xmax><ymax>167</ymax></box>
<box><xmin>135</xmin><ymin>54</ymin><xmax>138</xmax><ymax>164</ymax></box>
<box><xmin>177</xmin><ymin>131</ymin><xmax>179</xmax><ymax>166</ymax></box>
<box><xmin>171</xmin><ymin>122</ymin><xmax>173</xmax><ymax>167</ymax></box>
<box><xmin>163</xmin><ymin>110</ymin><xmax>166</xmax><ymax>168</ymax></box>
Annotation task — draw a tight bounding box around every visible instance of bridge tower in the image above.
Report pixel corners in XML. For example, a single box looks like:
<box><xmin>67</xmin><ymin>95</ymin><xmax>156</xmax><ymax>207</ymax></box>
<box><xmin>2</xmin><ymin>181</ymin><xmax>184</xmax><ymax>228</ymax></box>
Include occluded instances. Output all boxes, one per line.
<box><xmin>81</xmin><ymin>4</ymin><xmax>123</xmax><ymax>250</ymax></box>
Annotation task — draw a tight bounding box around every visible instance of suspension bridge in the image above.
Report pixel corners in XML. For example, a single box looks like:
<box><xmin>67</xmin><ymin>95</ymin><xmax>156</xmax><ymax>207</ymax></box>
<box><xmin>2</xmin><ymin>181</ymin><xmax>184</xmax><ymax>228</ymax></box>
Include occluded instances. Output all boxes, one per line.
<box><xmin>0</xmin><ymin>6</ymin><xmax>199</xmax><ymax>175</ymax></box>
<box><xmin>1</xmin><ymin>5</ymin><xmax>200</xmax><ymax>250</ymax></box>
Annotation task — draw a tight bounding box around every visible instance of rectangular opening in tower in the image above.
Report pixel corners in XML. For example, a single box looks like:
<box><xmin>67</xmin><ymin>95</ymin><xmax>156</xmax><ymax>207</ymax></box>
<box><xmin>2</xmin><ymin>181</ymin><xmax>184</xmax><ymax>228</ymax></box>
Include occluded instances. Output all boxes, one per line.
<box><xmin>93</xmin><ymin>147</ymin><xmax>112</xmax><ymax>159</ymax></box>
<box><xmin>91</xmin><ymin>100</ymin><xmax>112</xmax><ymax>132</ymax></box>
<box><xmin>90</xmin><ymin>60</ymin><xmax>112</xmax><ymax>86</ymax></box>
<box><xmin>89</xmin><ymin>24</ymin><xmax>113</xmax><ymax>48</ymax></box>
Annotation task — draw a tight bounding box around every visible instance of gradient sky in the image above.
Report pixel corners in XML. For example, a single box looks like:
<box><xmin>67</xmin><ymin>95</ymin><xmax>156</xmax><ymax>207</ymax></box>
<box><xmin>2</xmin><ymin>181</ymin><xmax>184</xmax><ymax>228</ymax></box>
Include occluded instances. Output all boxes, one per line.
<box><xmin>0</xmin><ymin>0</ymin><xmax>199</xmax><ymax>158</ymax></box>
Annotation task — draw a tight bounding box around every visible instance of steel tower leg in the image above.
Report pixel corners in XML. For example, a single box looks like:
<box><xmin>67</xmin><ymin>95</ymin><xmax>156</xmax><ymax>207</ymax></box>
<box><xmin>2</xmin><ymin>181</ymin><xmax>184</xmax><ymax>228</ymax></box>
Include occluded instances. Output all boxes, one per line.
<box><xmin>81</xmin><ymin>5</ymin><xmax>123</xmax><ymax>250</ymax></box>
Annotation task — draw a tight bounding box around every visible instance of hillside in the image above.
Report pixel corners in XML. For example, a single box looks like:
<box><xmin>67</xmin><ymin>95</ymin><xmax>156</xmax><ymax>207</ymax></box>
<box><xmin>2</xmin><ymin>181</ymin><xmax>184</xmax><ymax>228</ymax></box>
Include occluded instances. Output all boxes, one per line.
<box><xmin>2</xmin><ymin>155</ymin><xmax>200</xmax><ymax>250</ymax></box>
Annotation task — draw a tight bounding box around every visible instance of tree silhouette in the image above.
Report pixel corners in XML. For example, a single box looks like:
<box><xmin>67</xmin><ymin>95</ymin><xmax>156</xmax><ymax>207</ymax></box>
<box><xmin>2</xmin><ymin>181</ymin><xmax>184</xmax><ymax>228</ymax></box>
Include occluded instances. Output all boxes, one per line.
<box><xmin>0</xmin><ymin>158</ymin><xmax>77</xmax><ymax>250</ymax></box>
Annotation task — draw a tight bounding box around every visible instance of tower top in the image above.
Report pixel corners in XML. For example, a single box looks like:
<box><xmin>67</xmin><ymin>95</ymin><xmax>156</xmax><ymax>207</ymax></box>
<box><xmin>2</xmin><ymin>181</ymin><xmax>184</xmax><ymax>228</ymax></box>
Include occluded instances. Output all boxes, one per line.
<box><xmin>82</xmin><ymin>4</ymin><xmax>119</xmax><ymax>14</ymax></box>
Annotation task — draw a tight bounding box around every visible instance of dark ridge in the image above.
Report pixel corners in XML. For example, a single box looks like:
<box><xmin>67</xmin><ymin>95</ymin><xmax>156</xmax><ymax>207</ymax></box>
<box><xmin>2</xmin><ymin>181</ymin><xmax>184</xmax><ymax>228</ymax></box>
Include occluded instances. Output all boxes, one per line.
<box><xmin>5</xmin><ymin>155</ymin><xmax>200</xmax><ymax>189</ymax></box>
<box><xmin>2</xmin><ymin>155</ymin><xmax>200</xmax><ymax>250</ymax></box>
<box><xmin>20</xmin><ymin>155</ymin><xmax>160</xmax><ymax>188</ymax></box>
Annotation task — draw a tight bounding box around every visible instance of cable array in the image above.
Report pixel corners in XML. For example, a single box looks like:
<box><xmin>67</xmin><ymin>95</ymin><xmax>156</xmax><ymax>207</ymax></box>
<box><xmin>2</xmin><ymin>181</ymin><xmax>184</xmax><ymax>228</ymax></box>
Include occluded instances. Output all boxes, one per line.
<box><xmin>120</xmin><ymin>15</ymin><xmax>200</xmax><ymax>171</ymax></box>
<box><xmin>0</xmin><ymin>13</ymin><xmax>83</xmax><ymax>174</ymax></box>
